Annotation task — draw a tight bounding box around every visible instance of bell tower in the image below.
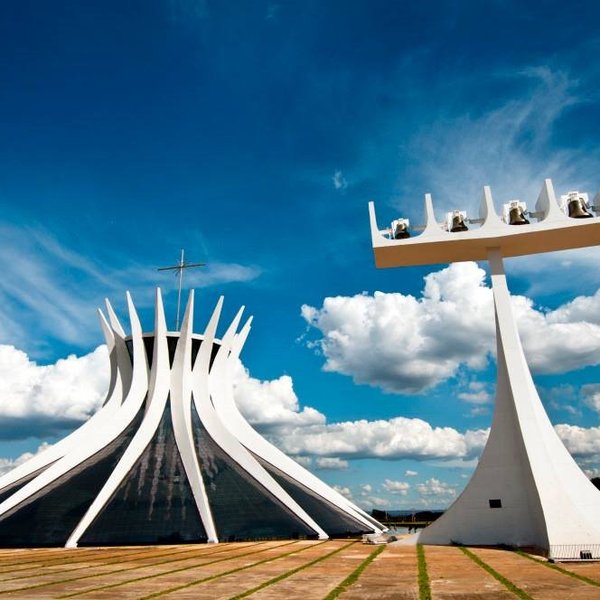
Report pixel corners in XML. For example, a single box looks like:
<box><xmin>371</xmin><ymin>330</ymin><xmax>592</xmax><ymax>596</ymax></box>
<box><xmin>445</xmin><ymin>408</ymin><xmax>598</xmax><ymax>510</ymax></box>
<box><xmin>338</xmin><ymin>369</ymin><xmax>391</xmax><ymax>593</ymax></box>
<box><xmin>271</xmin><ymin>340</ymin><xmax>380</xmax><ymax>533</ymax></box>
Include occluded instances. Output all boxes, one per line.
<box><xmin>369</xmin><ymin>179</ymin><xmax>600</xmax><ymax>560</ymax></box>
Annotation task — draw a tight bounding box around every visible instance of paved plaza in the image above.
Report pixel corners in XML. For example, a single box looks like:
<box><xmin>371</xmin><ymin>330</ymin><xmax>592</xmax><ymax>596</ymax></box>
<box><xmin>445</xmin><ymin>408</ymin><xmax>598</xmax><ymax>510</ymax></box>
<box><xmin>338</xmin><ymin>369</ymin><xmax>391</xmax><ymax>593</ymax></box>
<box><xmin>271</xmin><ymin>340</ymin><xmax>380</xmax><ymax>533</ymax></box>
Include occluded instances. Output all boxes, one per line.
<box><xmin>0</xmin><ymin>540</ymin><xmax>599</xmax><ymax>598</ymax></box>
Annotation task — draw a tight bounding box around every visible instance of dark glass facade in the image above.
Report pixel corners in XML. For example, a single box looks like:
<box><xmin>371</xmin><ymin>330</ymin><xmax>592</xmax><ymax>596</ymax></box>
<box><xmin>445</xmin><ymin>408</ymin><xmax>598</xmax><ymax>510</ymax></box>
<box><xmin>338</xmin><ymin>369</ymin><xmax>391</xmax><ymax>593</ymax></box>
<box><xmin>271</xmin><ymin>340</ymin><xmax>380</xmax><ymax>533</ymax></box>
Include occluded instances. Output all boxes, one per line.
<box><xmin>81</xmin><ymin>399</ymin><xmax>207</xmax><ymax>546</ymax></box>
<box><xmin>126</xmin><ymin>336</ymin><xmax>219</xmax><ymax>370</ymax></box>
<box><xmin>0</xmin><ymin>408</ymin><xmax>144</xmax><ymax>547</ymax></box>
<box><xmin>257</xmin><ymin>457</ymin><xmax>371</xmax><ymax>537</ymax></box>
<box><xmin>0</xmin><ymin>465</ymin><xmax>53</xmax><ymax>505</ymax></box>
<box><xmin>191</xmin><ymin>403</ymin><xmax>317</xmax><ymax>541</ymax></box>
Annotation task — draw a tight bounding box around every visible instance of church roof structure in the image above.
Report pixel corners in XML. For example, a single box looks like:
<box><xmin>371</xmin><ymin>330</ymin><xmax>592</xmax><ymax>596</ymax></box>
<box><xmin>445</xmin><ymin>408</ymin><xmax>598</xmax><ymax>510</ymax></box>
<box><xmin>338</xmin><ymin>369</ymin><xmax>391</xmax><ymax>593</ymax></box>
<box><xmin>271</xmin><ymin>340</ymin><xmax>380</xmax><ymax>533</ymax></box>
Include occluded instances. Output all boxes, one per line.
<box><xmin>0</xmin><ymin>289</ymin><xmax>382</xmax><ymax>547</ymax></box>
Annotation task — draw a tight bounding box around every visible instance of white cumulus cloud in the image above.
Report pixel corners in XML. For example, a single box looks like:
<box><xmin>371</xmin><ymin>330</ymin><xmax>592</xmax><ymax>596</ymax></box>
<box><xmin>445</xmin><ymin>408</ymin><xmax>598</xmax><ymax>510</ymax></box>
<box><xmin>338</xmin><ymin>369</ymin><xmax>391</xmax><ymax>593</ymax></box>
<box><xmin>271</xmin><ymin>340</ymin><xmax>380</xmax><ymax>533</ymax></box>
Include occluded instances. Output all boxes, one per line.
<box><xmin>232</xmin><ymin>359</ymin><xmax>326</xmax><ymax>429</ymax></box>
<box><xmin>582</xmin><ymin>384</ymin><xmax>600</xmax><ymax>413</ymax></box>
<box><xmin>302</xmin><ymin>262</ymin><xmax>600</xmax><ymax>394</ymax></box>
<box><xmin>332</xmin><ymin>485</ymin><xmax>353</xmax><ymax>500</ymax></box>
<box><xmin>0</xmin><ymin>344</ymin><xmax>109</xmax><ymax>439</ymax></box>
<box><xmin>382</xmin><ymin>479</ymin><xmax>411</xmax><ymax>495</ymax></box>
<box><xmin>359</xmin><ymin>495</ymin><xmax>391</xmax><ymax>509</ymax></box>
<box><xmin>416</xmin><ymin>477</ymin><xmax>457</xmax><ymax>498</ymax></box>
<box><xmin>273</xmin><ymin>416</ymin><xmax>488</xmax><ymax>461</ymax></box>
<box><xmin>554</xmin><ymin>424</ymin><xmax>600</xmax><ymax>458</ymax></box>
<box><xmin>315</xmin><ymin>457</ymin><xmax>349</xmax><ymax>470</ymax></box>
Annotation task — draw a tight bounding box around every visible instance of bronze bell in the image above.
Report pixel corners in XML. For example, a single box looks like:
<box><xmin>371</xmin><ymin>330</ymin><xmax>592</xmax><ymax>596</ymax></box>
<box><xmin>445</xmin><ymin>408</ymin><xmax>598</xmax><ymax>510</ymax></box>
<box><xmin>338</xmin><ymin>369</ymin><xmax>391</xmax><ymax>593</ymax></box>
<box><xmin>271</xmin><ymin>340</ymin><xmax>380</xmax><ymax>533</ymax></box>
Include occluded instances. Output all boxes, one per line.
<box><xmin>568</xmin><ymin>196</ymin><xmax>593</xmax><ymax>219</ymax></box>
<box><xmin>450</xmin><ymin>212</ymin><xmax>468</xmax><ymax>232</ymax></box>
<box><xmin>508</xmin><ymin>205</ymin><xmax>530</xmax><ymax>225</ymax></box>
<box><xmin>393</xmin><ymin>222</ymin><xmax>410</xmax><ymax>239</ymax></box>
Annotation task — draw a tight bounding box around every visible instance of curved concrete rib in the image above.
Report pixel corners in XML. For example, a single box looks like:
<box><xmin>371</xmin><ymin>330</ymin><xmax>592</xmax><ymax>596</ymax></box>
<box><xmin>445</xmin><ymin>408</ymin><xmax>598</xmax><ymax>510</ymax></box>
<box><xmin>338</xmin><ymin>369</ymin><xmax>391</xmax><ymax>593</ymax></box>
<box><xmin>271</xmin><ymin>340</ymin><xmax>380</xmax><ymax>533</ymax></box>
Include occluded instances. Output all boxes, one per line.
<box><xmin>0</xmin><ymin>292</ymin><xmax>149</xmax><ymax>529</ymax></box>
<box><xmin>99</xmin><ymin>308</ymin><xmax>118</xmax><ymax>406</ymax></box>
<box><xmin>0</xmin><ymin>307</ymin><xmax>125</xmax><ymax>496</ymax></box>
<box><xmin>215</xmin><ymin>318</ymin><xmax>382</xmax><ymax>534</ymax></box>
<box><xmin>212</xmin><ymin>305</ymin><xmax>245</xmax><ymax>367</ymax></box>
<box><xmin>105</xmin><ymin>297</ymin><xmax>126</xmax><ymax>338</ymax></box>
<box><xmin>66</xmin><ymin>288</ymin><xmax>171</xmax><ymax>548</ymax></box>
<box><xmin>171</xmin><ymin>291</ymin><xmax>218</xmax><ymax>542</ymax></box>
<box><xmin>106</xmin><ymin>299</ymin><xmax>133</xmax><ymax>402</ymax></box>
<box><xmin>192</xmin><ymin>303</ymin><xmax>328</xmax><ymax>540</ymax></box>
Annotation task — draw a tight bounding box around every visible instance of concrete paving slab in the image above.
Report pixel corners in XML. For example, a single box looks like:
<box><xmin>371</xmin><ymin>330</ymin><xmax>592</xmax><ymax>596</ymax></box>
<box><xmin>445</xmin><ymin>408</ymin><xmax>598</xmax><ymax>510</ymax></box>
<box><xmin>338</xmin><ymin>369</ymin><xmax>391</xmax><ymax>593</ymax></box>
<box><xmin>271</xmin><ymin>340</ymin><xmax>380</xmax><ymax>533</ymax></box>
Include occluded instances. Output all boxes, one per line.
<box><xmin>0</xmin><ymin>546</ymin><xmax>208</xmax><ymax>582</ymax></box>
<box><xmin>426</xmin><ymin>545</ymin><xmax>513</xmax><ymax>599</ymax></box>
<box><xmin>553</xmin><ymin>559</ymin><xmax>600</xmax><ymax>584</ymax></box>
<box><xmin>0</xmin><ymin>542</ymin><xmax>274</xmax><ymax>598</ymax></box>
<box><xmin>473</xmin><ymin>547</ymin><xmax>598</xmax><ymax>599</ymax></box>
<box><xmin>249</xmin><ymin>542</ymin><xmax>372</xmax><ymax>600</ymax></box>
<box><xmin>339</xmin><ymin>545</ymin><xmax>419</xmax><ymax>600</ymax></box>
<box><xmin>53</xmin><ymin>541</ymin><xmax>299</xmax><ymax>599</ymax></box>
<box><xmin>164</xmin><ymin>540</ymin><xmax>339</xmax><ymax>599</ymax></box>
<box><xmin>109</xmin><ymin>541</ymin><xmax>309</xmax><ymax>600</ymax></box>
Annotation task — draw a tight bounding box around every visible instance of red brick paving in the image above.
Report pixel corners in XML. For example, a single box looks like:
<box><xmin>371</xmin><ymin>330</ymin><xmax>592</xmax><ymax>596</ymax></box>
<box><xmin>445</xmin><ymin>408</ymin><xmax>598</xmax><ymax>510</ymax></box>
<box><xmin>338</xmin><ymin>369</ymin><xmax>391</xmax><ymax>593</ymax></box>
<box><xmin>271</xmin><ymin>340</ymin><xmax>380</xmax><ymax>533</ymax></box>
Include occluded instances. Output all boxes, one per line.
<box><xmin>0</xmin><ymin>541</ymin><xmax>598</xmax><ymax>599</ymax></box>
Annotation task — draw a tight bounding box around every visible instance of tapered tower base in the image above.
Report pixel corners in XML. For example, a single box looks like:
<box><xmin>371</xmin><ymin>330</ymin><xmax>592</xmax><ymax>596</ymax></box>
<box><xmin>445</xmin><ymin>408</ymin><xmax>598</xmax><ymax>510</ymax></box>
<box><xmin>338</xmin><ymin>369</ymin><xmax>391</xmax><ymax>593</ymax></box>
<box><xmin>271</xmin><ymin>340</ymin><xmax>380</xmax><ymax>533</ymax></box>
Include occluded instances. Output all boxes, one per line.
<box><xmin>419</xmin><ymin>249</ymin><xmax>600</xmax><ymax>560</ymax></box>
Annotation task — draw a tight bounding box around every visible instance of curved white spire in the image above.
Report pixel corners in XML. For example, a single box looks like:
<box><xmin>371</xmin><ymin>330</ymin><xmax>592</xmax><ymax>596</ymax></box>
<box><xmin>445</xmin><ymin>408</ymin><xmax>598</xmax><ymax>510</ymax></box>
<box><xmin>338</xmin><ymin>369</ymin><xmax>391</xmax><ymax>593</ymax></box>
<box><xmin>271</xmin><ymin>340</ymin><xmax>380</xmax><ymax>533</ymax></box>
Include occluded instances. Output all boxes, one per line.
<box><xmin>105</xmin><ymin>297</ymin><xmax>126</xmax><ymax>338</ymax></box>
<box><xmin>98</xmin><ymin>308</ymin><xmax>118</xmax><ymax>404</ymax></box>
<box><xmin>171</xmin><ymin>291</ymin><xmax>218</xmax><ymax>542</ymax></box>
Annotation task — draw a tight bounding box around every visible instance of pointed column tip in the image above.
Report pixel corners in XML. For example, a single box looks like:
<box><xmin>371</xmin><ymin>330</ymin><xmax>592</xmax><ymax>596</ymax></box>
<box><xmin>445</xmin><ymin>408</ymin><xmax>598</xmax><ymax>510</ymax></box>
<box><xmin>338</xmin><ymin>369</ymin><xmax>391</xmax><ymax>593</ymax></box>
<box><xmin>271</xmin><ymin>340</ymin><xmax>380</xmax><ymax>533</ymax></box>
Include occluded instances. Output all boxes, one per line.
<box><xmin>105</xmin><ymin>298</ymin><xmax>126</xmax><ymax>337</ymax></box>
<box><xmin>180</xmin><ymin>289</ymin><xmax>195</xmax><ymax>334</ymax></box>
<box><xmin>423</xmin><ymin>193</ymin><xmax>437</xmax><ymax>230</ymax></box>
<box><xmin>154</xmin><ymin>287</ymin><xmax>167</xmax><ymax>334</ymax></box>
<box><xmin>126</xmin><ymin>291</ymin><xmax>144</xmax><ymax>337</ymax></box>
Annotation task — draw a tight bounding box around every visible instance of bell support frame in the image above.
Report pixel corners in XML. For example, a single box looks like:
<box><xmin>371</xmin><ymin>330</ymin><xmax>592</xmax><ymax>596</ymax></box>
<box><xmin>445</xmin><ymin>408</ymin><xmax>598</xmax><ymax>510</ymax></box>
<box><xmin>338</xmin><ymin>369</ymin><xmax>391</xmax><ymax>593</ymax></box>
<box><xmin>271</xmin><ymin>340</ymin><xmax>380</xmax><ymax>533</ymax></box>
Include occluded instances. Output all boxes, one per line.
<box><xmin>369</xmin><ymin>178</ymin><xmax>600</xmax><ymax>560</ymax></box>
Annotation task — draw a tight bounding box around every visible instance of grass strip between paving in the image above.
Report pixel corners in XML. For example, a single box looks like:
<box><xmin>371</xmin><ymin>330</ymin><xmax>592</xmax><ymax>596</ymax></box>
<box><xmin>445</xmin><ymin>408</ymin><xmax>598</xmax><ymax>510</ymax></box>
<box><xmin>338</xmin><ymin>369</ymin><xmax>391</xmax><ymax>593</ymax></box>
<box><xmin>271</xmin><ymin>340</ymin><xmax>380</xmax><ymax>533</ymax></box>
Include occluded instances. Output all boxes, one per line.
<box><xmin>0</xmin><ymin>540</ymin><xmax>268</xmax><ymax>597</ymax></box>
<box><xmin>416</xmin><ymin>544</ymin><xmax>431</xmax><ymax>600</ymax></box>
<box><xmin>230</xmin><ymin>540</ymin><xmax>359</xmax><ymax>600</ymax></box>
<box><xmin>142</xmin><ymin>540</ymin><xmax>342</xmax><ymax>599</ymax></box>
<box><xmin>459</xmin><ymin>546</ymin><xmax>533</xmax><ymax>600</ymax></box>
<box><xmin>322</xmin><ymin>543</ymin><xmax>386</xmax><ymax>600</ymax></box>
<box><xmin>515</xmin><ymin>549</ymin><xmax>600</xmax><ymax>588</ymax></box>
<box><xmin>58</xmin><ymin>540</ymin><xmax>302</xmax><ymax>598</ymax></box>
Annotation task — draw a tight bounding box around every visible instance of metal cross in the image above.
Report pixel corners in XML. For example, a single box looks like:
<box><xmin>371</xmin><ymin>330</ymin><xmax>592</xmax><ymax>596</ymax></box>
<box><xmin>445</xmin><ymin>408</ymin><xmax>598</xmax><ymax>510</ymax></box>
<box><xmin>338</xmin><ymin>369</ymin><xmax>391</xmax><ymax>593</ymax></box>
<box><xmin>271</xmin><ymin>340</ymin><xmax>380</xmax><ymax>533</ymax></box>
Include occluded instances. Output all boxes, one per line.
<box><xmin>157</xmin><ymin>249</ymin><xmax>206</xmax><ymax>330</ymax></box>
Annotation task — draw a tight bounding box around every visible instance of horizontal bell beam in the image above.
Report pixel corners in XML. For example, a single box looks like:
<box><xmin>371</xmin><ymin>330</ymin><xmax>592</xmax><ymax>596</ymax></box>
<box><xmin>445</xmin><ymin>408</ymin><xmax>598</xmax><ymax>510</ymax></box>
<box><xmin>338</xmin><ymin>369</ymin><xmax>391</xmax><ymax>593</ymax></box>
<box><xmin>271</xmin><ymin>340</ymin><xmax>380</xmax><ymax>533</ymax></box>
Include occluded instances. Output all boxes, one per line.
<box><xmin>369</xmin><ymin>179</ymin><xmax>600</xmax><ymax>268</ymax></box>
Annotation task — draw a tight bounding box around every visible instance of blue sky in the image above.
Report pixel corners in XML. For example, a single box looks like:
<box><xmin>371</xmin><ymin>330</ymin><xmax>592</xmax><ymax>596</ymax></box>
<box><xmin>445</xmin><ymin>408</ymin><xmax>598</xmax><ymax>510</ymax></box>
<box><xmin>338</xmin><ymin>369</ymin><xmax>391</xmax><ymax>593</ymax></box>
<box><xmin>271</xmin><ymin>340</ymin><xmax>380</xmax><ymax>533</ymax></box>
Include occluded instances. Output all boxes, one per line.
<box><xmin>0</xmin><ymin>1</ymin><xmax>599</xmax><ymax>510</ymax></box>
